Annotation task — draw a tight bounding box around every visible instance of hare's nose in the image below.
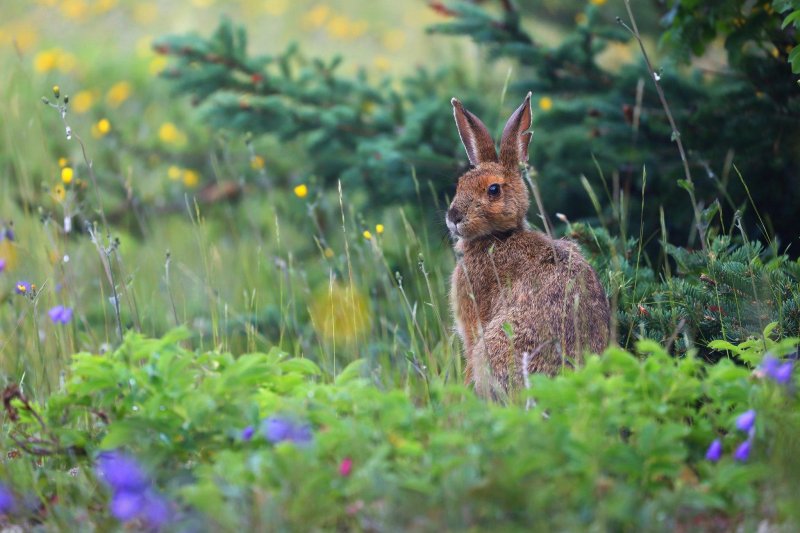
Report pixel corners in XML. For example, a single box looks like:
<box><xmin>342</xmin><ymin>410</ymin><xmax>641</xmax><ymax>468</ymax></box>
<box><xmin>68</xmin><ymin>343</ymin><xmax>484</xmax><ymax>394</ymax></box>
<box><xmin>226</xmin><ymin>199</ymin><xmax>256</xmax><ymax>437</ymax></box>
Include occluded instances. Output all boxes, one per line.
<box><xmin>447</xmin><ymin>207</ymin><xmax>463</xmax><ymax>225</ymax></box>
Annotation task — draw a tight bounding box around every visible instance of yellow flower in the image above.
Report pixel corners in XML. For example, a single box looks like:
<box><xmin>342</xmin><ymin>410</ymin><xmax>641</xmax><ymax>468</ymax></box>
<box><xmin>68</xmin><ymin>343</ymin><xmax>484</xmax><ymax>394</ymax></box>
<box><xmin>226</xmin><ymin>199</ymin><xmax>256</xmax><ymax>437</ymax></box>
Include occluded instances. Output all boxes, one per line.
<box><xmin>182</xmin><ymin>169</ymin><xmax>200</xmax><ymax>188</ymax></box>
<box><xmin>308</xmin><ymin>281</ymin><xmax>371</xmax><ymax>344</ymax></box>
<box><xmin>58</xmin><ymin>157</ymin><xmax>68</xmax><ymax>168</ymax></box>
<box><xmin>91</xmin><ymin>119</ymin><xmax>111</xmax><ymax>138</ymax></box>
<box><xmin>363</xmin><ymin>230</ymin><xmax>372</xmax><ymax>240</ymax></box>
<box><xmin>375</xmin><ymin>224</ymin><xmax>384</xmax><ymax>234</ymax></box>
<box><xmin>158</xmin><ymin>122</ymin><xmax>186</xmax><ymax>145</ymax></box>
<box><xmin>373</xmin><ymin>56</ymin><xmax>391</xmax><ymax>72</ymax></box>
<box><xmin>294</xmin><ymin>184</ymin><xmax>308</xmax><ymax>198</ymax></box>
<box><xmin>6</xmin><ymin>25</ymin><xmax>38</xmax><ymax>53</ymax></box>
<box><xmin>61</xmin><ymin>0</ymin><xmax>88</xmax><ymax>20</ymax></box>
<box><xmin>590</xmin><ymin>0</ymin><xmax>607</xmax><ymax>5</ymax></box>
<box><xmin>96</xmin><ymin>118</ymin><xmax>111</xmax><ymax>136</ymax></box>
<box><xmin>167</xmin><ymin>165</ymin><xmax>182</xmax><ymax>180</ymax></box>
<box><xmin>53</xmin><ymin>185</ymin><xmax>66</xmax><ymax>202</ymax></box>
<box><xmin>361</xmin><ymin>101</ymin><xmax>377</xmax><ymax>115</ymax></box>
<box><xmin>250</xmin><ymin>155</ymin><xmax>265</xmax><ymax>170</ymax></box>
<box><xmin>94</xmin><ymin>0</ymin><xmax>117</xmax><ymax>14</ymax></box>
<box><xmin>34</xmin><ymin>49</ymin><xmax>58</xmax><ymax>72</ymax></box>
<box><xmin>327</xmin><ymin>16</ymin><xmax>351</xmax><ymax>39</ymax></box>
<box><xmin>52</xmin><ymin>85</ymin><xmax>60</xmax><ymax>98</ymax></box>
<box><xmin>61</xmin><ymin>167</ymin><xmax>74</xmax><ymax>184</ymax></box>
<box><xmin>106</xmin><ymin>81</ymin><xmax>132</xmax><ymax>108</ymax></box>
<box><xmin>135</xmin><ymin>35</ymin><xmax>153</xmax><ymax>58</ymax></box>
<box><xmin>348</xmin><ymin>20</ymin><xmax>368</xmax><ymax>39</ymax></box>
<box><xmin>324</xmin><ymin>247</ymin><xmax>334</xmax><ymax>258</ymax></box>
<box><xmin>264</xmin><ymin>0</ymin><xmax>288</xmax><ymax>16</ymax></box>
<box><xmin>303</xmin><ymin>5</ymin><xmax>330</xmax><ymax>29</ymax></box>
<box><xmin>538</xmin><ymin>96</ymin><xmax>553</xmax><ymax>111</ymax></box>
<box><xmin>133</xmin><ymin>2</ymin><xmax>158</xmax><ymax>24</ymax></box>
<box><xmin>71</xmin><ymin>90</ymin><xmax>95</xmax><ymax>114</ymax></box>
<box><xmin>381</xmin><ymin>30</ymin><xmax>406</xmax><ymax>51</ymax></box>
<box><xmin>148</xmin><ymin>56</ymin><xmax>168</xmax><ymax>76</ymax></box>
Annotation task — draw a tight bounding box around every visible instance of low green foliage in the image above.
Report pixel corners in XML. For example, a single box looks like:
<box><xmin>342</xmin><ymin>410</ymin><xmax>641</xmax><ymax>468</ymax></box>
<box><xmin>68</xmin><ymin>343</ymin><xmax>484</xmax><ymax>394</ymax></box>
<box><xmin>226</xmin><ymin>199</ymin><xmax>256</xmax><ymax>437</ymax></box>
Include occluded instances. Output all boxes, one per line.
<box><xmin>3</xmin><ymin>329</ymin><xmax>798</xmax><ymax>530</ymax></box>
<box><xmin>571</xmin><ymin>223</ymin><xmax>800</xmax><ymax>356</ymax></box>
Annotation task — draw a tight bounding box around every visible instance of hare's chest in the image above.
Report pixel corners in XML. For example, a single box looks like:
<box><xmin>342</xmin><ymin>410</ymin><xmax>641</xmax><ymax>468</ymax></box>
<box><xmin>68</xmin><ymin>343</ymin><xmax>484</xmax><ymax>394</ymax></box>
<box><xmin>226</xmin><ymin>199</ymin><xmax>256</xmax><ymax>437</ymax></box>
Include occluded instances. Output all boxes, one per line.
<box><xmin>451</xmin><ymin>261</ymin><xmax>500</xmax><ymax>343</ymax></box>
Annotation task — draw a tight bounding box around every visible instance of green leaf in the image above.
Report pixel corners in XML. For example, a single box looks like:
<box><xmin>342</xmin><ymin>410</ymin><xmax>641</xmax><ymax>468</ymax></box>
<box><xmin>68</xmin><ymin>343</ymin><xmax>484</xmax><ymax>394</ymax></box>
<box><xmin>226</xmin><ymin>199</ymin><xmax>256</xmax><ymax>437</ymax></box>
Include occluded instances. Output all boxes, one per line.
<box><xmin>335</xmin><ymin>359</ymin><xmax>368</xmax><ymax>384</ymax></box>
<box><xmin>677</xmin><ymin>179</ymin><xmax>695</xmax><ymax>193</ymax></box>
<box><xmin>280</xmin><ymin>358</ymin><xmax>322</xmax><ymax>376</ymax></box>
<box><xmin>707</xmin><ymin>340</ymin><xmax>743</xmax><ymax>356</ymax></box>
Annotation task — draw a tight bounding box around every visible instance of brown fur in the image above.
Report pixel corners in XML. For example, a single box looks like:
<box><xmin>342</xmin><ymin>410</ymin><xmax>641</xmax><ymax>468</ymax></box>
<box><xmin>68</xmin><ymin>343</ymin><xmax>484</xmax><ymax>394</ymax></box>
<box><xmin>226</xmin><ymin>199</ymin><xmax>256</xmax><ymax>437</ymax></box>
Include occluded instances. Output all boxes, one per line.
<box><xmin>448</xmin><ymin>94</ymin><xmax>610</xmax><ymax>397</ymax></box>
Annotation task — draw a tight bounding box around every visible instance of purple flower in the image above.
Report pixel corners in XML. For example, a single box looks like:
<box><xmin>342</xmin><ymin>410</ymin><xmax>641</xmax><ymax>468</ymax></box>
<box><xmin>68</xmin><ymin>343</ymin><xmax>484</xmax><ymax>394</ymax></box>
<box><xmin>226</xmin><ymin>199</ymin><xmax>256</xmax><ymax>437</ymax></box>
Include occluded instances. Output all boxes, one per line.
<box><xmin>97</xmin><ymin>452</ymin><xmax>171</xmax><ymax>528</ymax></box>
<box><xmin>705</xmin><ymin>439</ymin><xmax>722</xmax><ymax>462</ymax></box>
<box><xmin>14</xmin><ymin>281</ymin><xmax>31</xmax><ymax>295</ymax></box>
<box><xmin>96</xmin><ymin>451</ymin><xmax>150</xmax><ymax>493</ymax></box>
<box><xmin>110</xmin><ymin>491</ymin><xmax>145</xmax><ymax>522</ymax></box>
<box><xmin>735</xmin><ymin>410</ymin><xmax>756</xmax><ymax>432</ymax></box>
<box><xmin>0</xmin><ymin>259</ymin><xmax>6</xmax><ymax>273</ymax></box>
<box><xmin>733</xmin><ymin>439</ymin><xmax>751</xmax><ymax>462</ymax></box>
<box><xmin>760</xmin><ymin>355</ymin><xmax>794</xmax><ymax>385</ymax></box>
<box><xmin>262</xmin><ymin>416</ymin><xmax>312</xmax><ymax>445</ymax></box>
<box><xmin>241</xmin><ymin>425</ymin><xmax>255</xmax><ymax>441</ymax></box>
<box><xmin>773</xmin><ymin>361</ymin><xmax>794</xmax><ymax>384</ymax></box>
<box><xmin>4</xmin><ymin>228</ymin><xmax>14</xmax><ymax>242</ymax></box>
<box><xmin>141</xmin><ymin>490</ymin><xmax>170</xmax><ymax>528</ymax></box>
<box><xmin>48</xmin><ymin>305</ymin><xmax>73</xmax><ymax>325</ymax></box>
<box><xmin>0</xmin><ymin>483</ymin><xmax>15</xmax><ymax>514</ymax></box>
<box><xmin>110</xmin><ymin>489</ymin><xmax>169</xmax><ymax>527</ymax></box>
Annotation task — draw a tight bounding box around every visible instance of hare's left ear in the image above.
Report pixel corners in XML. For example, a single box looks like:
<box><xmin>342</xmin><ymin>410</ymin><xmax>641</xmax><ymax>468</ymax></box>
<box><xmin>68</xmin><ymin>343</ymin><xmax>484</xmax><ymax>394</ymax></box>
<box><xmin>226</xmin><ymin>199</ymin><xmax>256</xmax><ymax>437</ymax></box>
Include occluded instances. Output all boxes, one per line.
<box><xmin>499</xmin><ymin>92</ymin><xmax>533</xmax><ymax>169</ymax></box>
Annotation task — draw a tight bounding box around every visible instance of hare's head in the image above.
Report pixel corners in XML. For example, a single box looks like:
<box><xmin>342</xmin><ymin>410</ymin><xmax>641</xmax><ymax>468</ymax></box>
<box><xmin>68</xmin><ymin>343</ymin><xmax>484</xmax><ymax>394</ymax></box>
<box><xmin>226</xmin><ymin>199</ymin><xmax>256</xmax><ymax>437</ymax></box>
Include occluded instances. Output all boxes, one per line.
<box><xmin>446</xmin><ymin>93</ymin><xmax>533</xmax><ymax>240</ymax></box>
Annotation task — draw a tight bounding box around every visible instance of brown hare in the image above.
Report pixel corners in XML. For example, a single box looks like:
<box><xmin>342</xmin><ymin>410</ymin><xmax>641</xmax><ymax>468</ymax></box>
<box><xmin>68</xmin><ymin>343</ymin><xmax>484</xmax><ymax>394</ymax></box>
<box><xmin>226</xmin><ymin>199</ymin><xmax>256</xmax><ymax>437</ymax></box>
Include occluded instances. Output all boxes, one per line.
<box><xmin>448</xmin><ymin>93</ymin><xmax>610</xmax><ymax>397</ymax></box>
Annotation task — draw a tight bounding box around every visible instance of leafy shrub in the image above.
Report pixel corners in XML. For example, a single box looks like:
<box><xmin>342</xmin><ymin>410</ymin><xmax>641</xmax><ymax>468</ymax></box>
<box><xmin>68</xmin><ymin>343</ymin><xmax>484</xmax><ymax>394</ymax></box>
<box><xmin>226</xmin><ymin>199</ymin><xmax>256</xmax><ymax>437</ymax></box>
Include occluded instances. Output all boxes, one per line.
<box><xmin>2</xmin><ymin>329</ymin><xmax>799</xmax><ymax>530</ymax></box>
<box><xmin>572</xmin><ymin>223</ymin><xmax>800</xmax><ymax>356</ymax></box>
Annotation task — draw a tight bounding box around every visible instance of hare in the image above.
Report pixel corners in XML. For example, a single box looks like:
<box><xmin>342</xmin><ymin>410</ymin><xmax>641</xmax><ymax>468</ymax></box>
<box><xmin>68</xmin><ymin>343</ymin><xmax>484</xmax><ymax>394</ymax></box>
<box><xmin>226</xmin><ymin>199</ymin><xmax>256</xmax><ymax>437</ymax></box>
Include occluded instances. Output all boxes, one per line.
<box><xmin>448</xmin><ymin>93</ymin><xmax>610</xmax><ymax>397</ymax></box>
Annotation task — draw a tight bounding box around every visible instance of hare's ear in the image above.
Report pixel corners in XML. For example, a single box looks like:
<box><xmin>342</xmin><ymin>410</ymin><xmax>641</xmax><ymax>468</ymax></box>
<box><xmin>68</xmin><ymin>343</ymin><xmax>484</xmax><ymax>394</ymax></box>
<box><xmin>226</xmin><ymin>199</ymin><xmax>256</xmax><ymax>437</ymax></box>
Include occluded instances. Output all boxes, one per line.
<box><xmin>451</xmin><ymin>98</ymin><xmax>498</xmax><ymax>166</ymax></box>
<box><xmin>499</xmin><ymin>92</ymin><xmax>533</xmax><ymax>169</ymax></box>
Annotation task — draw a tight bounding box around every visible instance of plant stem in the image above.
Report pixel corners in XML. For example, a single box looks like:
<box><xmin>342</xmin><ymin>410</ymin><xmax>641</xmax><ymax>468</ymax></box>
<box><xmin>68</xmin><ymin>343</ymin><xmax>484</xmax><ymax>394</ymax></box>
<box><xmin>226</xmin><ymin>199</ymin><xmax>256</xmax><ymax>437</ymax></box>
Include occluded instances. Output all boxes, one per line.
<box><xmin>619</xmin><ymin>1</ymin><xmax>708</xmax><ymax>254</ymax></box>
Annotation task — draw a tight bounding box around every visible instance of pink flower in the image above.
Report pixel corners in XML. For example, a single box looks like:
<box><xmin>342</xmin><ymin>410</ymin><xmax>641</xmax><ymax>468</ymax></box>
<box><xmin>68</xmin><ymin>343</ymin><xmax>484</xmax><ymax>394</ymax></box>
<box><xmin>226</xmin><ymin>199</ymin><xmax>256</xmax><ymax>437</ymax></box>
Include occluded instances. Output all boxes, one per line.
<box><xmin>338</xmin><ymin>457</ymin><xmax>353</xmax><ymax>477</ymax></box>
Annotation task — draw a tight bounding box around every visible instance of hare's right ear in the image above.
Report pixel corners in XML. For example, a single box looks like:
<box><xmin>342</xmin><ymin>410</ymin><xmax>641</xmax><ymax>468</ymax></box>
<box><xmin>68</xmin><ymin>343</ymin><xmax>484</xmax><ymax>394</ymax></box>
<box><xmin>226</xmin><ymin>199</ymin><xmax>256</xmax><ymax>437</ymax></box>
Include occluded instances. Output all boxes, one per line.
<box><xmin>498</xmin><ymin>92</ymin><xmax>533</xmax><ymax>169</ymax></box>
<box><xmin>451</xmin><ymin>98</ymin><xmax>498</xmax><ymax>166</ymax></box>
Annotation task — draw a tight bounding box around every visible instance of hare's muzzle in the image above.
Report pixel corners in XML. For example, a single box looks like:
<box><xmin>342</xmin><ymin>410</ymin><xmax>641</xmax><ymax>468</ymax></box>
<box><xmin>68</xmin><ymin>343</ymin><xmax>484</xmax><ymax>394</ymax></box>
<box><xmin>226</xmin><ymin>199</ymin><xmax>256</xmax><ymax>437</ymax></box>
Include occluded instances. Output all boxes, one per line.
<box><xmin>446</xmin><ymin>207</ymin><xmax>464</xmax><ymax>237</ymax></box>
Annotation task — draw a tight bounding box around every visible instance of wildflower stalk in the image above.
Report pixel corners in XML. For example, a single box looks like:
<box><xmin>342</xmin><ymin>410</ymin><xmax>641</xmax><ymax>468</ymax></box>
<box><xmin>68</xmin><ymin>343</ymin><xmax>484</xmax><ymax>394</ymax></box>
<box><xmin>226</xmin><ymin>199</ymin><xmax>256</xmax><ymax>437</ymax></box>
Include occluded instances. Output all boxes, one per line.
<box><xmin>45</xmin><ymin>91</ymin><xmax>125</xmax><ymax>341</ymax></box>
<box><xmin>32</xmin><ymin>292</ymin><xmax>50</xmax><ymax>396</ymax></box>
<box><xmin>520</xmin><ymin>164</ymin><xmax>553</xmax><ymax>239</ymax></box>
<box><xmin>618</xmin><ymin>1</ymin><xmax>708</xmax><ymax>254</ymax></box>
<box><xmin>164</xmin><ymin>251</ymin><xmax>180</xmax><ymax>327</ymax></box>
<box><xmin>87</xmin><ymin>224</ymin><xmax>123</xmax><ymax>341</ymax></box>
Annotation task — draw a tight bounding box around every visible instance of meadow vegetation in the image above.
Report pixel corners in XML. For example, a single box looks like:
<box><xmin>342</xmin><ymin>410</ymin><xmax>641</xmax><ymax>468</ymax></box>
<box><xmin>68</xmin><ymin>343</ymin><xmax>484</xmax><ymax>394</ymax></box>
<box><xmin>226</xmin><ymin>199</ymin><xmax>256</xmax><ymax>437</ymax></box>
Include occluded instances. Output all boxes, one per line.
<box><xmin>1</xmin><ymin>0</ymin><xmax>799</xmax><ymax>530</ymax></box>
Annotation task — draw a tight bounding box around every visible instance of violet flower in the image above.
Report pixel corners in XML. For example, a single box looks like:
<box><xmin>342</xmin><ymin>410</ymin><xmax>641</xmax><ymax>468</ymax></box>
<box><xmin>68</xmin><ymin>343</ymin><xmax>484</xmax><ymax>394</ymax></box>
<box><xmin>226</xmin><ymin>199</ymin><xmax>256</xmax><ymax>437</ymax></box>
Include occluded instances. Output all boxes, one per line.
<box><xmin>760</xmin><ymin>355</ymin><xmax>794</xmax><ymax>385</ymax></box>
<box><xmin>110</xmin><ymin>489</ymin><xmax>169</xmax><ymax>527</ymax></box>
<box><xmin>96</xmin><ymin>451</ymin><xmax>171</xmax><ymax>528</ymax></box>
<box><xmin>14</xmin><ymin>281</ymin><xmax>31</xmax><ymax>295</ymax></box>
<box><xmin>262</xmin><ymin>416</ymin><xmax>312</xmax><ymax>445</ymax></box>
<box><xmin>733</xmin><ymin>439</ymin><xmax>752</xmax><ymax>462</ymax></box>
<box><xmin>0</xmin><ymin>483</ymin><xmax>15</xmax><ymax>514</ymax></box>
<box><xmin>96</xmin><ymin>451</ymin><xmax>150</xmax><ymax>493</ymax></box>
<box><xmin>735</xmin><ymin>410</ymin><xmax>756</xmax><ymax>433</ymax></box>
<box><xmin>705</xmin><ymin>439</ymin><xmax>722</xmax><ymax>462</ymax></box>
<box><xmin>241</xmin><ymin>425</ymin><xmax>255</xmax><ymax>441</ymax></box>
<box><xmin>48</xmin><ymin>305</ymin><xmax>73</xmax><ymax>325</ymax></box>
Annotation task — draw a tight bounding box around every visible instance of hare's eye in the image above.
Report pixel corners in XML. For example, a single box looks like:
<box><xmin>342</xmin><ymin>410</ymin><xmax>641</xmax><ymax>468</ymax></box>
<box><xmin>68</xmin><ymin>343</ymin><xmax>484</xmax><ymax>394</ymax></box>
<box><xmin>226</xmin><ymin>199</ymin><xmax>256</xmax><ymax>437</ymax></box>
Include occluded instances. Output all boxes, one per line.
<box><xmin>487</xmin><ymin>183</ymin><xmax>501</xmax><ymax>197</ymax></box>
